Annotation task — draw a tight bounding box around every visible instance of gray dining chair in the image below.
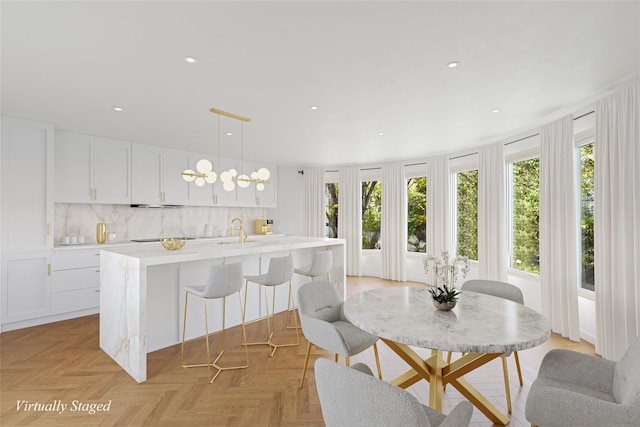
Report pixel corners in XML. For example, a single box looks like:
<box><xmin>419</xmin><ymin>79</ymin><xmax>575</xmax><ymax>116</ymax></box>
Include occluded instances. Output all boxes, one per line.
<box><xmin>315</xmin><ymin>358</ymin><xmax>473</xmax><ymax>427</ymax></box>
<box><xmin>448</xmin><ymin>279</ymin><xmax>525</xmax><ymax>414</ymax></box>
<box><xmin>297</xmin><ymin>280</ymin><xmax>382</xmax><ymax>388</ymax></box>
<box><xmin>525</xmin><ymin>337</ymin><xmax>640</xmax><ymax>427</ymax></box>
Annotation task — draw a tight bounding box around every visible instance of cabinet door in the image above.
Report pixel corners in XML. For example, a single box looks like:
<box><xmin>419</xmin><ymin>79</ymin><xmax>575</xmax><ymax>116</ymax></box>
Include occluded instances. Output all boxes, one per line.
<box><xmin>131</xmin><ymin>143</ymin><xmax>163</xmax><ymax>205</ymax></box>
<box><xmin>54</xmin><ymin>131</ymin><xmax>94</xmax><ymax>203</ymax></box>
<box><xmin>187</xmin><ymin>151</ymin><xmax>215</xmax><ymax>206</ymax></box>
<box><xmin>2</xmin><ymin>117</ymin><xmax>54</xmax><ymax>253</ymax></box>
<box><xmin>236</xmin><ymin>159</ymin><xmax>257</xmax><ymax>207</ymax></box>
<box><xmin>163</xmin><ymin>148</ymin><xmax>190</xmax><ymax>205</ymax></box>
<box><xmin>213</xmin><ymin>156</ymin><xmax>238</xmax><ymax>206</ymax></box>
<box><xmin>94</xmin><ymin>137</ymin><xmax>131</xmax><ymax>204</ymax></box>
<box><xmin>256</xmin><ymin>163</ymin><xmax>276</xmax><ymax>207</ymax></box>
<box><xmin>2</xmin><ymin>253</ymin><xmax>51</xmax><ymax>323</ymax></box>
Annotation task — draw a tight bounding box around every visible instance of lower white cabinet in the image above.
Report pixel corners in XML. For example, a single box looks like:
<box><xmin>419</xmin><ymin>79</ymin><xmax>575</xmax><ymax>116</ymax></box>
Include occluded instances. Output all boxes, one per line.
<box><xmin>51</xmin><ymin>249</ymin><xmax>100</xmax><ymax>315</ymax></box>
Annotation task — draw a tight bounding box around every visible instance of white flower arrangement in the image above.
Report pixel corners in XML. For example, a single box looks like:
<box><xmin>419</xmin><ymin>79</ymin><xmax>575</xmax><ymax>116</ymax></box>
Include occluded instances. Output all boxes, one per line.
<box><xmin>423</xmin><ymin>251</ymin><xmax>470</xmax><ymax>289</ymax></box>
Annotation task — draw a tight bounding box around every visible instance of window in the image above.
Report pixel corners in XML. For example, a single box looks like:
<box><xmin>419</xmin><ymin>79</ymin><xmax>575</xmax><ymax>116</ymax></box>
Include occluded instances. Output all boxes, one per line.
<box><xmin>579</xmin><ymin>142</ymin><xmax>595</xmax><ymax>291</ymax></box>
<box><xmin>456</xmin><ymin>170</ymin><xmax>478</xmax><ymax>260</ymax></box>
<box><xmin>407</xmin><ymin>176</ymin><xmax>427</xmax><ymax>252</ymax></box>
<box><xmin>509</xmin><ymin>157</ymin><xmax>540</xmax><ymax>274</ymax></box>
<box><xmin>362</xmin><ymin>180</ymin><xmax>381</xmax><ymax>249</ymax></box>
<box><xmin>325</xmin><ymin>182</ymin><xmax>339</xmax><ymax>238</ymax></box>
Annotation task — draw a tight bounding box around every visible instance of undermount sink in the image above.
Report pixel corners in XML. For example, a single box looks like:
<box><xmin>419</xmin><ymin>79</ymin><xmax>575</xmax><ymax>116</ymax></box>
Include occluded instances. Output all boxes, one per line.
<box><xmin>217</xmin><ymin>239</ymin><xmax>254</xmax><ymax>245</ymax></box>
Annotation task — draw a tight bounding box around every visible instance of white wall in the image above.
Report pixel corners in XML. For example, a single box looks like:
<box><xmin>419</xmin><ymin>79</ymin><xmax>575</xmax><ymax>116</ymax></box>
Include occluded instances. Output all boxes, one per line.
<box><xmin>268</xmin><ymin>166</ymin><xmax>305</xmax><ymax>236</ymax></box>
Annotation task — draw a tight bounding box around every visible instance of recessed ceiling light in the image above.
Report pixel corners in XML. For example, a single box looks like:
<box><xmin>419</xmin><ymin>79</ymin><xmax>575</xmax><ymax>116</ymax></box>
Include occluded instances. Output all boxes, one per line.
<box><xmin>113</xmin><ymin>107</ymin><xmax>123</xmax><ymax>112</ymax></box>
<box><xmin>446</xmin><ymin>61</ymin><xmax>460</xmax><ymax>68</ymax></box>
<box><xmin>377</xmin><ymin>132</ymin><xmax>384</xmax><ymax>136</ymax></box>
<box><xmin>491</xmin><ymin>109</ymin><xmax>500</xmax><ymax>113</ymax></box>
<box><xmin>183</xmin><ymin>56</ymin><xmax>197</xmax><ymax>63</ymax></box>
<box><xmin>309</xmin><ymin>105</ymin><xmax>319</xmax><ymax>110</ymax></box>
<box><xmin>226</xmin><ymin>132</ymin><xmax>232</xmax><ymax>136</ymax></box>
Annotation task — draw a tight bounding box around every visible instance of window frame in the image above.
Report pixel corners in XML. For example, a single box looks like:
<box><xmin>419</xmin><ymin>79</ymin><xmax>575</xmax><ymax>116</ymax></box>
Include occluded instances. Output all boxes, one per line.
<box><xmin>449</xmin><ymin>153</ymin><xmax>479</xmax><ymax>261</ymax></box>
<box><xmin>506</xmin><ymin>148</ymin><xmax>541</xmax><ymax>277</ymax></box>
<box><xmin>361</xmin><ymin>168</ymin><xmax>382</xmax><ymax>252</ymax></box>
<box><xmin>575</xmin><ymin>129</ymin><xmax>596</xmax><ymax>298</ymax></box>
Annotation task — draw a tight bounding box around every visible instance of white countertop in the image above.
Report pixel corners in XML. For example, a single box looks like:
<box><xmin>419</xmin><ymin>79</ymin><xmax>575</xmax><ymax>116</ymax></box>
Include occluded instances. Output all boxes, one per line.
<box><xmin>98</xmin><ymin>235</ymin><xmax>345</xmax><ymax>266</ymax></box>
<box><xmin>53</xmin><ymin>234</ymin><xmax>285</xmax><ymax>251</ymax></box>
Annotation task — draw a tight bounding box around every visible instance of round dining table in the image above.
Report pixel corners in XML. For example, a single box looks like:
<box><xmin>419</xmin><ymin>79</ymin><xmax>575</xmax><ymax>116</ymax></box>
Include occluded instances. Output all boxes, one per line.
<box><xmin>343</xmin><ymin>286</ymin><xmax>551</xmax><ymax>425</ymax></box>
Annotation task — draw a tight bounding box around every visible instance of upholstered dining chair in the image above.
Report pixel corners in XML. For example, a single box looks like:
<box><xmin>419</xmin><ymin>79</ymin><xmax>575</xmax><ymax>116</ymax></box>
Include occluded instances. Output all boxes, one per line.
<box><xmin>297</xmin><ymin>280</ymin><xmax>382</xmax><ymax>388</ymax></box>
<box><xmin>449</xmin><ymin>279</ymin><xmax>525</xmax><ymax>413</ymax></box>
<box><xmin>315</xmin><ymin>358</ymin><xmax>473</xmax><ymax>427</ymax></box>
<box><xmin>525</xmin><ymin>337</ymin><xmax>640</xmax><ymax>427</ymax></box>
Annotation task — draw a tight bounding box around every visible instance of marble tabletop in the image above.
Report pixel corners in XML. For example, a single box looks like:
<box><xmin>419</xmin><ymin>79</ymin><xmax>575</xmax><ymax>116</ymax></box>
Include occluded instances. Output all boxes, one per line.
<box><xmin>343</xmin><ymin>286</ymin><xmax>550</xmax><ymax>354</ymax></box>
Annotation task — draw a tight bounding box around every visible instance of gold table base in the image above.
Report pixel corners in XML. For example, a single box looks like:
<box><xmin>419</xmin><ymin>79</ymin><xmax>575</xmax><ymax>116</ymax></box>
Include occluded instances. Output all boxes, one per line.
<box><xmin>382</xmin><ymin>338</ymin><xmax>510</xmax><ymax>426</ymax></box>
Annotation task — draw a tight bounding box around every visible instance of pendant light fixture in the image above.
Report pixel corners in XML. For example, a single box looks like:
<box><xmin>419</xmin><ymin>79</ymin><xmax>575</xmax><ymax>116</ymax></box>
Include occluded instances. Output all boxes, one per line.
<box><xmin>182</xmin><ymin>108</ymin><xmax>270</xmax><ymax>191</ymax></box>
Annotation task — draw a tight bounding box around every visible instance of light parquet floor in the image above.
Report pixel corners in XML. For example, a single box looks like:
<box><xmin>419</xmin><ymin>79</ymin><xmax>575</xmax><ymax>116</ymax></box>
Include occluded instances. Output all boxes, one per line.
<box><xmin>1</xmin><ymin>277</ymin><xmax>596</xmax><ymax>427</ymax></box>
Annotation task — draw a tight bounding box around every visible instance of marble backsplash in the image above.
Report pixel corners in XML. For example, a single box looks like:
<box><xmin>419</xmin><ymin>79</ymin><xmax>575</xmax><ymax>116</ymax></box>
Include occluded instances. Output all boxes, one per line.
<box><xmin>54</xmin><ymin>203</ymin><xmax>269</xmax><ymax>244</ymax></box>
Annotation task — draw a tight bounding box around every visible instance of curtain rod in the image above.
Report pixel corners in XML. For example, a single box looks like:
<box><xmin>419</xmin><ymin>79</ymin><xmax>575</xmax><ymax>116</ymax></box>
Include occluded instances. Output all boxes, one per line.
<box><xmin>449</xmin><ymin>152</ymin><xmax>478</xmax><ymax>161</ymax></box>
<box><xmin>504</xmin><ymin>110</ymin><xmax>594</xmax><ymax>146</ymax></box>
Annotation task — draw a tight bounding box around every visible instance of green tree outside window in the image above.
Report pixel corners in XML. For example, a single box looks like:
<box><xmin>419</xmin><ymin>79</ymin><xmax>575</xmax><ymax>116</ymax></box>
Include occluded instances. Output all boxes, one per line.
<box><xmin>407</xmin><ymin>177</ymin><xmax>427</xmax><ymax>252</ymax></box>
<box><xmin>457</xmin><ymin>170</ymin><xmax>478</xmax><ymax>260</ymax></box>
<box><xmin>511</xmin><ymin>158</ymin><xmax>540</xmax><ymax>274</ymax></box>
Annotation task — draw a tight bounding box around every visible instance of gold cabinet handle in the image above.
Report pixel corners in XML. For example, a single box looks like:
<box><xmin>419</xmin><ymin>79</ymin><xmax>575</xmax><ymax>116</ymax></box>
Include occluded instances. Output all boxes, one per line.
<box><xmin>48</xmin><ymin>264</ymin><xmax>51</xmax><ymax>276</ymax></box>
<box><xmin>47</xmin><ymin>223</ymin><xmax>51</xmax><ymax>235</ymax></box>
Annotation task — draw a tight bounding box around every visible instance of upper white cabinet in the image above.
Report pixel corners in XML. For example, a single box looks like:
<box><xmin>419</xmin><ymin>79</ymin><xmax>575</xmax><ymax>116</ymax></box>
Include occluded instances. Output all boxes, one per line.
<box><xmin>55</xmin><ymin>130</ymin><xmax>131</xmax><ymax>204</ymax></box>
<box><xmin>132</xmin><ymin>143</ymin><xmax>216</xmax><ymax>206</ymax></box>
<box><xmin>164</xmin><ymin>148</ymin><xmax>216</xmax><ymax>206</ymax></box>
<box><xmin>131</xmin><ymin>143</ymin><xmax>164</xmax><ymax>205</ymax></box>
<box><xmin>213</xmin><ymin>158</ymin><xmax>276</xmax><ymax>207</ymax></box>
<box><xmin>1</xmin><ymin>117</ymin><xmax>54</xmax><ymax>324</ymax></box>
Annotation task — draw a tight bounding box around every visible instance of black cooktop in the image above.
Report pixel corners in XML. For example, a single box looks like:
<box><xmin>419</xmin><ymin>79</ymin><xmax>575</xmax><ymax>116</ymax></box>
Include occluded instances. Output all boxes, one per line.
<box><xmin>130</xmin><ymin>237</ymin><xmax>195</xmax><ymax>243</ymax></box>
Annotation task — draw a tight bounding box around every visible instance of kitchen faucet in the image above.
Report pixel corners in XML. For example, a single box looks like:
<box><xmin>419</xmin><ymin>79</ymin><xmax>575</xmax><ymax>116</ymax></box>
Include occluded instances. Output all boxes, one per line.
<box><xmin>230</xmin><ymin>217</ymin><xmax>247</xmax><ymax>244</ymax></box>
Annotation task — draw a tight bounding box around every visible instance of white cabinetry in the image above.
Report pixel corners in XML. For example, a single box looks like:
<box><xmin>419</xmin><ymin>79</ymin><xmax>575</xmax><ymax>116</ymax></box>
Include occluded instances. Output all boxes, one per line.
<box><xmin>164</xmin><ymin>148</ymin><xmax>215</xmax><ymax>206</ymax></box>
<box><xmin>51</xmin><ymin>249</ymin><xmax>100</xmax><ymax>315</ymax></box>
<box><xmin>213</xmin><ymin>158</ymin><xmax>276</xmax><ymax>207</ymax></box>
<box><xmin>131</xmin><ymin>143</ymin><xmax>164</xmax><ymax>205</ymax></box>
<box><xmin>55</xmin><ymin>130</ymin><xmax>131</xmax><ymax>204</ymax></box>
<box><xmin>1</xmin><ymin>117</ymin><xmax>54</xmax><ymax>324</ymax></box>
<box><xmin>132</xmin><ymin>143</ymin><xmax>216</xmax><ymax>206</ymax></box>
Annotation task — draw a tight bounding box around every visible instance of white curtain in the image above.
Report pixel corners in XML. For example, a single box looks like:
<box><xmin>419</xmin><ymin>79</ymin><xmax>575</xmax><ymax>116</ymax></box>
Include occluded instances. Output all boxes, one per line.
<box><xmin>303</xmin><ymin>168</ymin><xmax>326</xmax><ymax>237</ymax></box>
<box><xmin>425</xmin><ymin>156</ymin><xmax>450</xmax><ymax>285</ymax></box>
<box><xmin>595</xmin><ymin>82</ymin><xmax>640</xmax><ymax>360</ymax></box>
<box><xmin>338</xmin><ymin>167</ymin><xmax>362</xmax><ymax>276</ymax></box>
<box><xmin>381</xmin><ymin>163</ymin><xmax>407</xmax><ymax>281</ymax></box>
<box><xmin>539</xmin><ymin>115</ymin><xmax>581</xmax><ymax>342</ymax></box>
<box><xmin>478</xmin><ymin>143</ymin><xmax>507</xmax><ymax>281</ymax></box>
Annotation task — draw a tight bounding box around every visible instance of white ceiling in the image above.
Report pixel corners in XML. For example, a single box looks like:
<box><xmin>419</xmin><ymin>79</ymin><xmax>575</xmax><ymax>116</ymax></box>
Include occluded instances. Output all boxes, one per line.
<box><xmin>2</xmin><ymin>1</ymin><xmax>639</xmax><ymax>167</ymax></box>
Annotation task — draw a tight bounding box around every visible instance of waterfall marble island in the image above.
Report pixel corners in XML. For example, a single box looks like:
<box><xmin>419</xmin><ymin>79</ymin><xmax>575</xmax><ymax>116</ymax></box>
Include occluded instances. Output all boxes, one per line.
<box><xmin>99</xmin><ymin>235</ymin><xmax>346</xmax><ymax>383</ymax></box>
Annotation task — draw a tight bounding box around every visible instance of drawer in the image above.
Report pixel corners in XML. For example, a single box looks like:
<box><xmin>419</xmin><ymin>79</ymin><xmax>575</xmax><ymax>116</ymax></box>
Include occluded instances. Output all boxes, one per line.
<box><xmin>51</xmin><ymin>287</ymin><xmax>100</xmax><ymax>315</ymax></box>
<box><xmin>53</xmin><ymin>249</ymin><xmax>101</xmax><ymax>270</ymax></box>
<box><xmin>52</xmin><ymin>268</ymin><xmax>100</xmax><ymax>292</ymax></box>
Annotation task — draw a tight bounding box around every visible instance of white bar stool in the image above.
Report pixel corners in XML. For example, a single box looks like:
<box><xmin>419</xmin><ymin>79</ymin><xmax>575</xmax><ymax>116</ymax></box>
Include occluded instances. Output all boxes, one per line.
<box><xmin>181</xmin><ymin>262</ymin><xmax>249</xmax><ymax>383</ymax></box>
<box><xmin>294</xmin><ymin>250</ymin><xmax>332</xmax><ymax>282</ymax></box>
<box><xmin>243</xmin><ymin>255</ymin><xmax>299</xmax><ymax>356</ymax></box>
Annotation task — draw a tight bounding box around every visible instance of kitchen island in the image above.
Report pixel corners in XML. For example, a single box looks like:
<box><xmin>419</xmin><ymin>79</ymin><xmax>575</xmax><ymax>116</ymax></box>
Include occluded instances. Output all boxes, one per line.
<box><xmin>99</xmin><ymin>235</ymin><xmax>345</xmax><ymax>383</ymax></box>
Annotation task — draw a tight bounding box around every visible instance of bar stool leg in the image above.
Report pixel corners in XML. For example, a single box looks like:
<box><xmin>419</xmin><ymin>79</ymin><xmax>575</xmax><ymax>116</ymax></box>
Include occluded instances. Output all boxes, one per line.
<box><xmin>287</xmin><ymin>279</ymin><xmax>302</xmax><ymax>330</ymax></box>
<box><xmin>243</xmin><ymin>280</ymin><xmax>299</xmax><ymax>357</ymax></box>
<box><xmin>182</xmin><ymin>290</ymin><xmax>249</xmax><ymax>383</ymax></box>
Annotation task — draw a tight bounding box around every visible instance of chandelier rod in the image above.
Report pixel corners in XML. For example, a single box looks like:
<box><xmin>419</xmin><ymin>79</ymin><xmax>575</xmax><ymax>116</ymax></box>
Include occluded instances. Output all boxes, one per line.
<box><xmin>210</xmin><ymin>108</ymin><xmax>251</xmax><ymax>122</ymax></box>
